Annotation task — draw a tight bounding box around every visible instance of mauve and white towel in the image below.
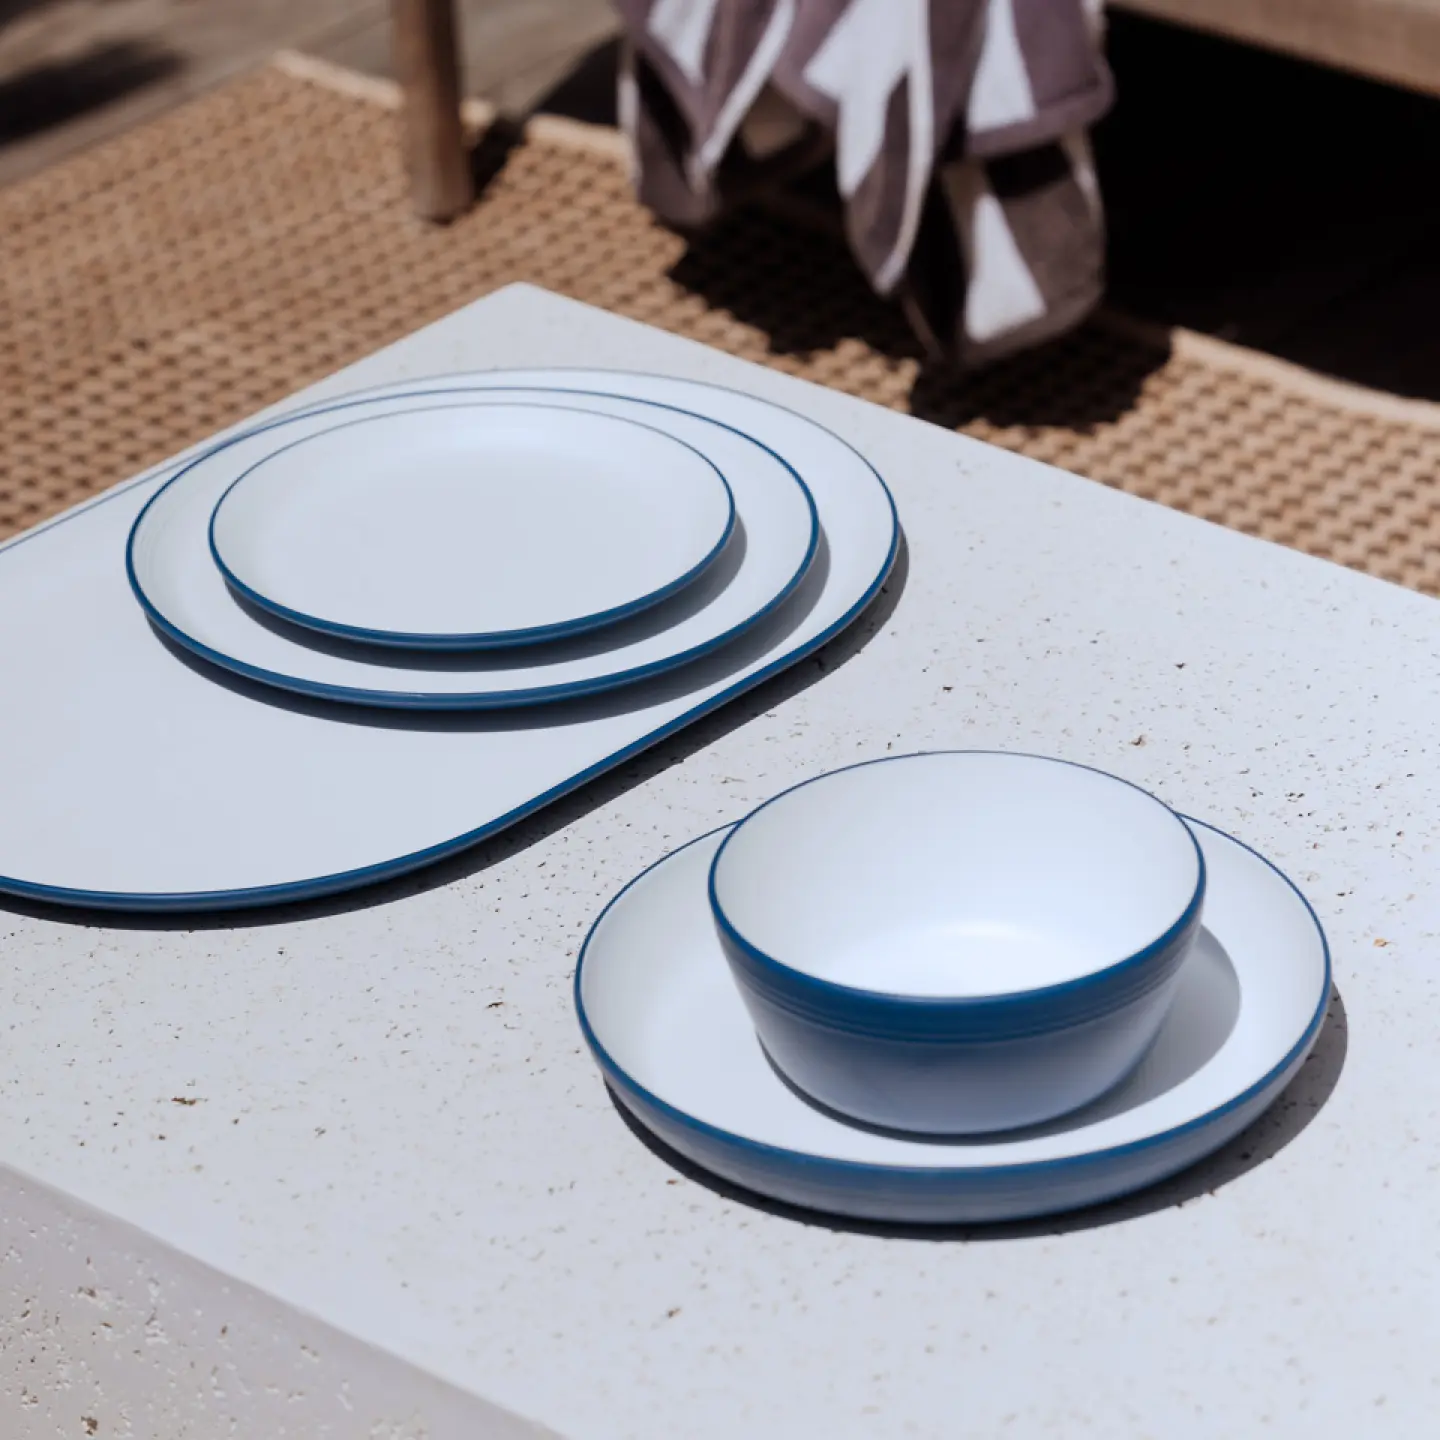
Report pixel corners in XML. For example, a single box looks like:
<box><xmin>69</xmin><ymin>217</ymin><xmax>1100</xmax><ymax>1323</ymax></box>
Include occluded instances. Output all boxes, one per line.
<box><xmin>614</xmin><ymin>0</ymin><xmax>1112</xmax><ymax>366</ymax></box>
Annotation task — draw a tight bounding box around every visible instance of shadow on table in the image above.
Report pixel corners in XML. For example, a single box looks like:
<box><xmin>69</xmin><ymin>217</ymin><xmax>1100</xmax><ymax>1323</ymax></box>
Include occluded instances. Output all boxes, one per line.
<box><xmin>470</xmin><ymin>114</ymin><xmax>526</xmax><ymax>196</ymax></box>
<box><xmin>540</xmin><ymin>16</ymin><xmax>1440</xmax><ymax>403</ymax></box>
<box><xmin>0</xmin><ymin>40</ymin><xmax>181</xmax><ymax>146</ymax></box>
<box><xmin>662</xmin><ymin>197</ymin><xmax>1163</xmax><ymax>436</ymax></box>
<box><xmin>530</xmin><ymin>35</ymin><xmax>620</xmax><ymax>128</ymax></box>
<box><xmin>0</xmin><ymin>531</ymin><xmax>908</xmax><ymax>930</ymax></box>
<box><xmin>610</xmin><ymin>982</ymin><xmax>1348</xmax><ymax>1239</ymax></box>
<box><xmin>529</xmin><ymin>29</ymin><xmax>1163</xmax><ymax>433</ymax></box>
<box><xmin>1098</xmin><ymin>14</ymin><xmax>1440</xmax><ymax>401</ymax></box>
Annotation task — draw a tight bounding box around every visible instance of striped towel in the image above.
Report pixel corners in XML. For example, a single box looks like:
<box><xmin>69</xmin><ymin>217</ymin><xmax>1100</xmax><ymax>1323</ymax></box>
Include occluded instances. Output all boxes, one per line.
<box><xmin>615</xmin><ymin>0</ymin><xmax>1113</xmax><ymax>366</ymax></box>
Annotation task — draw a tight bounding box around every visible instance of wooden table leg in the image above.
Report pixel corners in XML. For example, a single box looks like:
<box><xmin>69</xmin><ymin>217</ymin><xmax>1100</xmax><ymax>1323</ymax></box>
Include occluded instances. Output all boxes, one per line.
<box><xmin>391</xmin><ymin>0</ymin><xmax>474</xmax><ymax>222</ymax></box>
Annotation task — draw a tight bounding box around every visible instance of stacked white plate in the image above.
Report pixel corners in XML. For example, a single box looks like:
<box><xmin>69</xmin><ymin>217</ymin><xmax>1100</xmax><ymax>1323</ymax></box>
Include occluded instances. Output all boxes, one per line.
<box><xmin>0</xmin><ymin>371</ymin><xmax>898</xmax><ymax>909</ymax></box>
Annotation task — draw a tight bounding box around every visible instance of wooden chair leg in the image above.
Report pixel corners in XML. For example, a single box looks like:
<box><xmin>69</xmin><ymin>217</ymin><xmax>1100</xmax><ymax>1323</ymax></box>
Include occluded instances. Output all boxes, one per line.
<box><xmin>391</xmin><ymin>0</ymin><xmax>474</xmax><ymax>221</ymax></box>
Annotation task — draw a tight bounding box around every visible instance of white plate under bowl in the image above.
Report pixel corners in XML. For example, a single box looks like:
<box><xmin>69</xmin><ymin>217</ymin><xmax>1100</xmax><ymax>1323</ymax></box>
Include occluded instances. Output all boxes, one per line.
<box><xmin>208</xmin><ymin>402</ymin><xmax>737</xmax><ymax>650</ymax></box>
<box><xmin>576</xmin><ymin>817</ymin><xmax>1330</xmax><ymax>1225</ymax></box>
<box><xmin>129</xmin><ymin>389</ymin><xmax>817</xmax><ymax>709</ymax></box>
<box><xmin>0</xmin><ymin>369</ymin><xmax>897</xmax><ymax>908</ymax></box>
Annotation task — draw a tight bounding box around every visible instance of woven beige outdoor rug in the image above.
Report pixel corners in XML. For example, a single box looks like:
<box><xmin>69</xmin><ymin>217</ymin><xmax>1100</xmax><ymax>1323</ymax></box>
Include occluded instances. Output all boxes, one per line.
<box><xmin>4</xmin><ymin>55</ymin><xmax>1439</xmax><ymax>593</ymax></box>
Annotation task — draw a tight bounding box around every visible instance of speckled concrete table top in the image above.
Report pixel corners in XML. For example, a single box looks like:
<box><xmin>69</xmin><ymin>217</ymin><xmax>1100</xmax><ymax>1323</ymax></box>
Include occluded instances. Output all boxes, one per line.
<box><xmin>3</xmin><ymin>285</ymin><xmax>1436</xmax><ymax>1438</ymax></box>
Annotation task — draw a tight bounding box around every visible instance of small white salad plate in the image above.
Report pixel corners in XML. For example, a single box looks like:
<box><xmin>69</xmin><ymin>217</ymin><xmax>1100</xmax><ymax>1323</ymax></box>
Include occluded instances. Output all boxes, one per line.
<box><xmin>129</xmin><ymin>389</ymin><xmax>818</xmax><ymax>709</ymax></box>
<box><xmin>0</xmin><ymin>370</ymin><xmax>896</xmax><ymax>908</ymax></box>
<box><xmin>576</xmin><ymin>818</ymin><xmax>1330</xmax><ymax>1225</ymax></box>
<box><xmin>208</xmin><ymin>402</ymin><xmax>737</xmax><ymax>650</ymax></box>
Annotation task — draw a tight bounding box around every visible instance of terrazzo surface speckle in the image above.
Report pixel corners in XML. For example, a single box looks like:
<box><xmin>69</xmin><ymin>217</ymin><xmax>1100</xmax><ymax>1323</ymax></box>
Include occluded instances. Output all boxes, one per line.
<box><xmin>3</xmin><ymin>286</ymin><xmax>1439</xmax><ymax>1436</ymax></box>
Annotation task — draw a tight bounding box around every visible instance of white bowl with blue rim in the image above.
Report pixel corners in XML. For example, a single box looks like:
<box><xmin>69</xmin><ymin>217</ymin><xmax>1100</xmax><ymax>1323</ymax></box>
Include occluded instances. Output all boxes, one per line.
<box><xmin>708</xmin><ymin>751</ymin><xmax>1206</xmax><ymax>1135</ymax></box>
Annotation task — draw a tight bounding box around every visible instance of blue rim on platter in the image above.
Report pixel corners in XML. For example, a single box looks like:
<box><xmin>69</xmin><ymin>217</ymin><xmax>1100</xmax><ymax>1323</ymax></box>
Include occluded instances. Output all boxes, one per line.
<box><xmin>127</xmin><ymin>385</ymin><xmax>821</xmax><ymax>709</ymax></box>
<box><xmin>206</xmin><ymin>401</ymin><xmax>740</xmax><ymax>651</ymax></box>
<box><xmin>708</xmin><ymin>751</ymin><xmax>1207</xmax><ymax>1043</ymax></box>
<box><xmin>0</xmin><ymin>372</ymin><xmax>896</xmax><ymax>909</ymax></box>
<box><xmin>574</xmin><ymin>818</ymin><xmax>1331</xmax><ymax>1224</ymax></box>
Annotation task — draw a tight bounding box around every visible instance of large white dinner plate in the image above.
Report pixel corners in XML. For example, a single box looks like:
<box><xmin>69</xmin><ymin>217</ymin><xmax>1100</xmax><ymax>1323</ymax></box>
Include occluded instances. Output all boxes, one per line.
<box><xmin>576</xmin><ymin>818</ymin><xmax>1330</xmax><ymax>1225</ymax></box>
<box><xmin>130</xmin><ymin>387</ymin><xmax>817</xmax><ymax>708</ymax></box>
<box><xmin>0</xmin><ymin>370</ymin><xmax>897</xmax><ymax>909</ymax></box>
<box><xmin>208</xmin><ymin>402</ymin><xmax>737</xmax><ymax>650</ymax></box>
